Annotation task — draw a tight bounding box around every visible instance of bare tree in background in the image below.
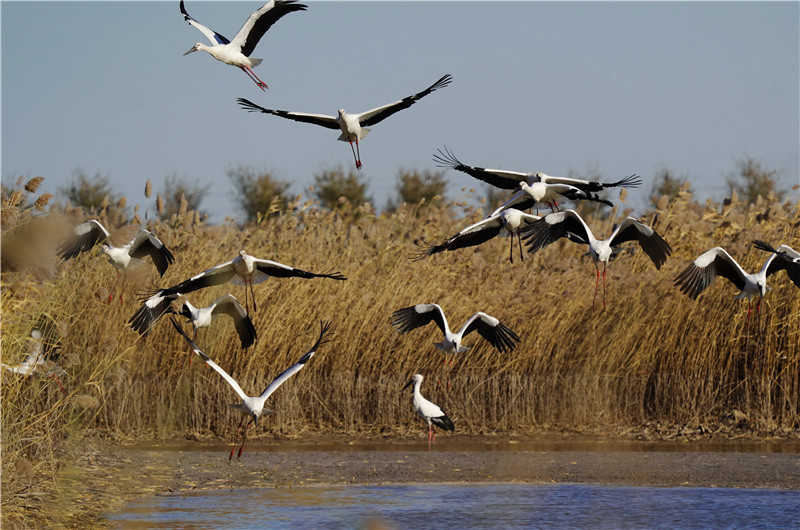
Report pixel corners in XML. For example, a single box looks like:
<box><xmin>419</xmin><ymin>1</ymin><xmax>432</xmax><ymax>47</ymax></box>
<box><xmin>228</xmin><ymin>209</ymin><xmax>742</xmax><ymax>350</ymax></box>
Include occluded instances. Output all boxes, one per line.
<box><xmin>60</xmin><ymin>170</ymin><xmax>120</xmax><ymax>213</ymax></box>
<box><xmin>649</xmin><ymin>166</ymin><xmax>693</xmax><ymax>208</ymax></box>
<box><xmin>726</xmin><ymin>156</ymin><xmax>785</xmax><ymax>204</ymax></box>
<box><xmin>385</xmin><ymin>168</ymin><xmax>447</xmax><ymax>212</ymax></box>
<box><xmin>158</xmin><ymin>173</ymin><xmax>210</xmax><ymax>218</ymax></box>
<box><xmin>311</xmin><ymin>165</ymin><xmax>371</xmax><ymax>210</ymax></box>
<box><xmin>228</xmin><ymin>165</ymin><xmax>291</xmax><ymax>223</ymax></box>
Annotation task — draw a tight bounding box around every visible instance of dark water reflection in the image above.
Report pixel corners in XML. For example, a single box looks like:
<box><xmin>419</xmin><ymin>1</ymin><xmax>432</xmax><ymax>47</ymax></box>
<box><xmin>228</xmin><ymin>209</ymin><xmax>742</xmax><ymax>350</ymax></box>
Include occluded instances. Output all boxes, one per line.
<box><xmin>111</xmin><ymin>483</ymin><xmax>800</xmax><ymax>529</ymax></box>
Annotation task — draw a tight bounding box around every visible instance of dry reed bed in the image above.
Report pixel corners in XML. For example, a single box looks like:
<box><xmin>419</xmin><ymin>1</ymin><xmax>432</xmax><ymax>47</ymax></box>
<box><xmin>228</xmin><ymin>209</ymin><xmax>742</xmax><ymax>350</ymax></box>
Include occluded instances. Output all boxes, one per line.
<box><xmin>2</xmin><ymin>189</ymin><xmax>799</xmax><ymax>524</ymax></box>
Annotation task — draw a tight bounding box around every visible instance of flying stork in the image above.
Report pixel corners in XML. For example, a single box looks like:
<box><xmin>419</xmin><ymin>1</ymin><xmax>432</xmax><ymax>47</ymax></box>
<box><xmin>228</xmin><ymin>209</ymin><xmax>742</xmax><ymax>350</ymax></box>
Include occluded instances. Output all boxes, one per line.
<box><xmin>237</xmin><ymin>74</ymin><xmax>453</xmax><ymax>169</ymax></box>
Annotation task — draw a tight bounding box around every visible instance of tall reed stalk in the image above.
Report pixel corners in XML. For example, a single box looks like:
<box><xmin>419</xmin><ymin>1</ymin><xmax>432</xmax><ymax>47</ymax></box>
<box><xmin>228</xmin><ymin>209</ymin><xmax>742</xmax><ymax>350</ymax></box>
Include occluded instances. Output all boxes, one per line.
<box><xmin>2</xmin><ymin>182</ymin><xmax>798</xmax><ymax>525</ymax></box>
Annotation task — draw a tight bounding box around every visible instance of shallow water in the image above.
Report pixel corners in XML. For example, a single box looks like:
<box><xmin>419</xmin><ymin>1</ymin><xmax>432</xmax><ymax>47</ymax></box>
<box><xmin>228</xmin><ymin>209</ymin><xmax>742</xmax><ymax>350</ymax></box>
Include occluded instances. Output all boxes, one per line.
<box><xmin>111</xmin><ymin>483</ymin><xmax>800</xmax><ymax>529</ymax></box>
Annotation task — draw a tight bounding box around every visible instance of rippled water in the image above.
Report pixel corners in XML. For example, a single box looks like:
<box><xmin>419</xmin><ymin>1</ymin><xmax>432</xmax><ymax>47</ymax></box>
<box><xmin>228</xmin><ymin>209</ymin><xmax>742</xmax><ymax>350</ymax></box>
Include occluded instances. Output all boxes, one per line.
<box><xmin>111</xmin><ymin>483</ymin><xmax>800</xmax><ymax>529</ymax></box>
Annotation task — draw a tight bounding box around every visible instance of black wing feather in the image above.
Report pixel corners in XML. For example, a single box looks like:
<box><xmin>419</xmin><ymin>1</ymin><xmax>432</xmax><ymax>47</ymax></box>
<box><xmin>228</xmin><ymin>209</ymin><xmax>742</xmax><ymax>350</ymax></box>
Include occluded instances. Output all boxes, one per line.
<box><xmin>433</xmin><ymin>146</ymin><xmax>521</xmax><ymax>190</ymax></box>
<box><xmin>239</xmin><ymin>0</ymin><xmax>307</xmax><ymax>58</ymax></box>
<box><xmin>360</xmin><ymin>74</ymin><xmax>452</xmax><ymax>127</ymax></box>
<box><xmin>236</xmin><ymin>98</ymin><xmax>340</xmax><ymax>130</ymax></box>
<box><xmin>391</xmin><ymin>305</ymin><xmax>447</xmax><ymax>336</ymax></box>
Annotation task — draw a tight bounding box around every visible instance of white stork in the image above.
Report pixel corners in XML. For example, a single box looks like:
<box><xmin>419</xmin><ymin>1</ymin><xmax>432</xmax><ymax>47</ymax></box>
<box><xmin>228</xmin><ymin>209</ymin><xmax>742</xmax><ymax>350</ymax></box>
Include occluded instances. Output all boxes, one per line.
<box><xmin>237</xmin><ymin>74</ymin><xmax>452</xmax><ymax>169</ymax></box>
<box><xmin>129</xmin><ymin>293</ymin><xmax>257</xmax><ymax>349</ymax></box>
<box><xmin>180</xmin><ymin>0</ymin><xmax>307</xmax><ymax>90</ymax></box>
<box><xmin>674</xmin><ymin>244</ymin><xmax>800</xmax><ymax>315</ymax></box>
<box><xmin>58</xmin><ymin>220</ymin><xmax>175</xmax><ymax>303</ymax></box>
<box><xmin>434</xmin><ymin>146</ymin><xmax>640</xmax><ymax>212</ymax></box>
<box><xmin>391</xmin><ymin>303</ymin><xmax>520</xmax><ymax>355</ymax></box>
<box><xmin>142</xmin><ymin>250</ymin><xmax>346</xmax><ymax>313</ymax></box>
<box><xmin>413</xmin><ymin>209</ymin><xmax>542</xmax><ymax>263</ymax></box>
<box><xmin>522</xmin><ymin>210</ymin><xmax>672</xmax><ymax>308</ymax></box>
<box><xmin>2</xmin><ymin>330</ymin><xmax>66</xmax><ymax>392</ymax></box>
<box><xmin>171</xmin><ymin>318</ymin><xmax>330</xmax><ymax>459</ymax></box>
<box><xmin>402</xmin><ymin>374</ymin><xmax>454</xmax><ymax>450</ymax></box>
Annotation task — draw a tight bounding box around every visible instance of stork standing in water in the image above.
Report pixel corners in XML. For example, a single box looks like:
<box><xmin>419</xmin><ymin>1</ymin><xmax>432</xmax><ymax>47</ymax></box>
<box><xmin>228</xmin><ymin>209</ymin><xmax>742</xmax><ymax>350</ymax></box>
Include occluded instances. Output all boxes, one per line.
<box><xmin>522</xmin><ymin>210</ymin><xmax>672</xmax><ymax>309</ymax></box>
<box><xmin>674</xmin><ymin>244</ymin><xmax>800</xmax><ymax>317</ymax></box>
<box><xmin>434</xmin><ymin>146</ymin><xmax>641</xmax><ymax>212</ymax></box>
<box><xmin>171</xmin><ymin>319</ymin><xmax>331</xmax><ymax>459</ymax></box>
<box><xmin>402</xmin><ymin>374</ymin><xmax>454</xmax><ymax>450</ymax></box>
<box><xmin>57</xmin><ymin>220</ymin><xmax>175</xmax><ymax>303</ymax></box>
<box><xmin>140</xmin><ymin>250</ymin><xmax>345</xmax><ymax>313</ymax></box>
<box><xmin>180</xmin><ymin>0</ymin><xmax>307</xmax><ymax>90</ymax></box>
<box><xmin>129</xmin><ymin>293</ymin><xmax>257</xmax><ymax>349</ymax></box>
<box><xmin>237</xmin><ymin>74</ymin><xmax>452</xmax><ymax>169</ymax></box>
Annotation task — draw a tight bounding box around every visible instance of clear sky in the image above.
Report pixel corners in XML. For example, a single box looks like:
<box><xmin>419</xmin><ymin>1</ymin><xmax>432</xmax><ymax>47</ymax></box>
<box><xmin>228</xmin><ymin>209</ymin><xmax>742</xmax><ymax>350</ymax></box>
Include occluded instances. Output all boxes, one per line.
<box><xmin>2</xmin><ymin>1</ymin><xmax>798</xmax><ymax>223</ymax></box>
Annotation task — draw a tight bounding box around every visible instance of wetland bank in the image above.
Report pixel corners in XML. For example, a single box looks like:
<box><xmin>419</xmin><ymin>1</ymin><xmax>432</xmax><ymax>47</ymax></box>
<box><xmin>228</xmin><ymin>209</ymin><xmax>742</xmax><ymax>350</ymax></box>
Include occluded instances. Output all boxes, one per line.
<box><xmin>2</xmin><ymin>182</ymin><xmax>799</xmax><ymax>527</ymax></box>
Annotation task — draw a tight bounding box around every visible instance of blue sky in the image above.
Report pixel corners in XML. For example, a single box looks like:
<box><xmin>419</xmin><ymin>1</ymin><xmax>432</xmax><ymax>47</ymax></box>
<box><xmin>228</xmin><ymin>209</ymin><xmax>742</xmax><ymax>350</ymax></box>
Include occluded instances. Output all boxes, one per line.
<box><xmin>2</xmin><ymin>1</ymin><xmax>798</xmax><ymax>223</ymax></box>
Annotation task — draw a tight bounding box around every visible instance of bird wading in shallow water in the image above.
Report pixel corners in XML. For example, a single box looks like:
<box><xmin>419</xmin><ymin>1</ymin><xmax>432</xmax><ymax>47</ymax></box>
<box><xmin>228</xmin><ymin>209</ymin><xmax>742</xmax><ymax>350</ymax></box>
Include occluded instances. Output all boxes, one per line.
<box><xmin>402</xmin><ymin>374</ymin><xmax>454</xmax><ymax>451</ymax></box>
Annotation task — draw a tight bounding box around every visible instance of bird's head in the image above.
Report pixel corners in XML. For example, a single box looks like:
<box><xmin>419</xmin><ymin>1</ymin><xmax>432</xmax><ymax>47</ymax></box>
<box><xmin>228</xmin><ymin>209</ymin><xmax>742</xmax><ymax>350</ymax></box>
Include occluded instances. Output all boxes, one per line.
<box><xmin>251</xmin><ymin>408</ymin><xmax>272</xmax><ymax>428</ymax></box>
<box><xmin>401</xmin><ymin>374</ymin><xmax>423</xmax><ymax>393</ymax></box>
<box><xmin>757</xmin><ymin>281</ymin><xmax>770</xmax><ymax>297</ymax></box>
<box><xmin>183</xmin><ymin>43</ymin><xmax>202</xmax><ymax>56</ymax></box>
<box><xmin>337</xmin><ymin>109</ymin><xmax>346</xmax><ymax>117</ymax></box>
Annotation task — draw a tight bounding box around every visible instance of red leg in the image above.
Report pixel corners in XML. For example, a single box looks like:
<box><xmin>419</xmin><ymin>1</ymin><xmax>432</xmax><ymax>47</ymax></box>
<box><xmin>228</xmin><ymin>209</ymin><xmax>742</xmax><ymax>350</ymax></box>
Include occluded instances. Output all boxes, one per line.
<box><xmin>355</xmin><ymin>139</ymin><xmax>362</xmax><ymax>169</ymax></box>
<box><xmin>229</xmin><ymin>417</ymin><xmax>244</xmax><ymax>460</ymax></box>
<box><xmin>592</xmin><ymin>264</ymin><xmax>600</xmax><ymax>308</ymax></box>
<box><xmin>240</xmin><ymin>66</ymin><xmax>267</xmax><ymax>91</ymax></box>
<box><xmin>518</xmin><ymin>233</ymin><xmax>525</xmax><ymax>262</ymax></box>
<box><xmin>108</xmin><ymin>271</ymin><xmax>120</xmax><ymax>304</ymax></box>
<box><xmin>602</xmin><ymin>263</ymin><xmax>607</xmax><ymax>310</ymax></box>
<box><xmin>349</xmin><ymin>141</ymin><xmax>359</xmax><ymax>169</ymax></box>
<box><xmin>237</xmin><ymin>419</ymin><xmax>253</xmax><ymax>458</ymax></box>
<box><xmin>250</xmin><ymin>281</ymin><xmax>257</xmax><ymax>313</ymax></box>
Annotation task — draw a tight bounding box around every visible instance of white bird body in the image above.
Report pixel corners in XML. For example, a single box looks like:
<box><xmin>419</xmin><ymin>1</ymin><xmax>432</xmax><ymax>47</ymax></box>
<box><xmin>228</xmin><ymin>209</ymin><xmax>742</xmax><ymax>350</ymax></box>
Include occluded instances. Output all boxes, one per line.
<box><xmin>237</xmin><ymin>74</ymin><xmax>452</xmax><ymax>168</ymax></box>
<box><xmin>675</xmin><ymin>245</ymin><xmax>800</xmax><ymax>307</ymax></box>
<box><xmin>522</xmin><ymin>210</ymin><xmax>672</xmax><ymax>308</ymax></box>
<box><xmin>58</xmin><ymin>220</ymin><xmax>175</xmax><ymax>303</ymax></box>
<box><xmin>171</xmin><ymin>319</ymin><xmax>330</xmax><ymax>458</ymax></box>
<box><xmin>336</xmin><ymin>109</ymin><xmax>370</xmax><ymax>143</ymax></box>
<box><xmin>129</xmin><ymin>292</ymin><xmax>257</xmax><ymax>348</ymax></box>
<box><xmin>58</xmin><ymin>220</ymin><xmax>175</xmax><ymax>277</ymax></box>
<box><xmin>144</xmin><ymin>249</ymin><xmax>345</xmax><ymax>312</ymax></box>
<box><xmin>414</xmin><ymin>208</ymin><xmax>541</xmax><ymax>263</ymax></box>
<box><xmin>402</xmin><ymin>374</ymin><xmax>454</xmax><ymax>449</ymax></box>
<box><xmin>491</xmin><ymin>181</ymin><xmax>614</xmax><ymax>215</ymax></box>
<box><xmin>180</xmin><ymin>0</ymin><xmax>307</xmax><ymax>90</ymax></box>
<box><xmin>434</xmin><ymin>146</ymin><xmax>641</xmax><ymax>207</ymax></box>
<box><xmin>2</xmin><ymin>330</ymin><xmax>67</xmax><ymax>391</ymax></box>
<box><xmin>2</xmin><ymin>331</ymin><xmax>45</xmax><ymax>376</ymax></box>
<box><xmin>391</xmin><ymin>303</ymin><xmax>519</xmax><ymax>354</ymax></box>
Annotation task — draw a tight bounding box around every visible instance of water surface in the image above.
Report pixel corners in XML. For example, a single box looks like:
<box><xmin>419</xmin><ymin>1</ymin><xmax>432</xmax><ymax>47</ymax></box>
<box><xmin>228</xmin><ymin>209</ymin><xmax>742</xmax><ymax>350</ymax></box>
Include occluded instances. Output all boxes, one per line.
<box><xmin>111</xmin><ymin>483</ymin><xmax>800</xmax><ymax>529</ymax></box>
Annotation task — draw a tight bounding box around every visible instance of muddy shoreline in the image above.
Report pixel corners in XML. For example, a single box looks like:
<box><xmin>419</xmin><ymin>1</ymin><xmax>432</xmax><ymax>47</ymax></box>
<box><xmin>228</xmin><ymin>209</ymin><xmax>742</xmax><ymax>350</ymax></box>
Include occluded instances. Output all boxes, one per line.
<box><xmin>53</xmin><ymin>433</ymin><xmax>799</xmax><ymax>526</ymax></box>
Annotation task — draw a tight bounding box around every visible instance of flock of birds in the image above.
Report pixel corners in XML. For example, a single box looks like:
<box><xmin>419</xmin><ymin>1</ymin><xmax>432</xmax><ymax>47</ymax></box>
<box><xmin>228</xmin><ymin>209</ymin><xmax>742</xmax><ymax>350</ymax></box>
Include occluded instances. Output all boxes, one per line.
<box><xmin>10</xmin><ymin>1</ymin><xmax>799</xmax><ymax>455</ymax></box>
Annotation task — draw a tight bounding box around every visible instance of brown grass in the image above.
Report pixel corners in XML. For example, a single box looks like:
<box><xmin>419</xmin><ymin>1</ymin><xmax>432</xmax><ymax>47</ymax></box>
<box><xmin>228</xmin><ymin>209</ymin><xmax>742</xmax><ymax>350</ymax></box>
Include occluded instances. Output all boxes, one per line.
<box><xmin>2</xmin><ymin>182</ymin><xmax>799</xmax><ymax>525</ymax></box>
